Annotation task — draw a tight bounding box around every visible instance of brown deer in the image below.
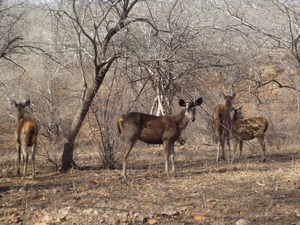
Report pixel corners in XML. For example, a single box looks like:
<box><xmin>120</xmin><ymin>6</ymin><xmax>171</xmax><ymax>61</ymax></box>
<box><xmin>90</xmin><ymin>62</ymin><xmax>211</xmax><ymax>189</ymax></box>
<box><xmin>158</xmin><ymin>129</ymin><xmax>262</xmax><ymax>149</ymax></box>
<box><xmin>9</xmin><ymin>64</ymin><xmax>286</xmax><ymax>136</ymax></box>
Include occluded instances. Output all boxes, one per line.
<box><xmin>11</xmin><ymin>99</ymin><xmax>38</xmax><ymax>179</ymax></box>
<box><xmin>212</xmin><ymin>92</ymin><xmax>236</xmax><ymax>162</ymax></box>
<box><xmin>117</xmin><ymin>97</ymin><xmax>203</xmax><ymax>180</ymax></box>
<box><xmin>231</xmin><ymin>106</ymin><xmax>268</xmax><ymax>163</ymax></box>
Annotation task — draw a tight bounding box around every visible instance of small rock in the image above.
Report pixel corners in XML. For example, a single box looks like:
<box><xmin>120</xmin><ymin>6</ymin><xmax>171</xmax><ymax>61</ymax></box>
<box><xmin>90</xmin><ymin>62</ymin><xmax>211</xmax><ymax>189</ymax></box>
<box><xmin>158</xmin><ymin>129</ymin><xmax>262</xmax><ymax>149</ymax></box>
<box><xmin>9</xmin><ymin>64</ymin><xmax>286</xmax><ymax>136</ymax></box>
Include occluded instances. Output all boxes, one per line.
<box><xmin>193</xmin><ymin>213</ymin><xmax>205</xmax><ymax>221</ymax></box>
<box><xmin>148</xmin><ymin>218</ymin><xmax>158</xmax><ymax>224</ymax></box>
<box><xmin>134</xmin><ymin>213</ymin><xmax>149</xmax><ymax>223</ymax></box>
<box><xmin>82</xmin><ymin>208</ymin><xmax>93</xmax><ymax>215</ymax></box>
<box><xmin>236</xmin><ymin>219</ymin><xmax>250</xmax><ymax>225</ymax></box>
<box><xmin>161</xmin><ymin>209</ymin><xmax>179</xmax><ymax>216</ymax></box>
<box><xmin>42</xmin><ymin>214</ymin><xmax>52</xmax><ymax>222</ymax></box>
<box><xmin>278</xmin><ymin>168</ymin><xmax>283</xmax><ymax>172</ymax></box>
<box><xmin>58</xmin><ymin>207</ymin><xmax>70</xmax><ymax>216</ymax></box>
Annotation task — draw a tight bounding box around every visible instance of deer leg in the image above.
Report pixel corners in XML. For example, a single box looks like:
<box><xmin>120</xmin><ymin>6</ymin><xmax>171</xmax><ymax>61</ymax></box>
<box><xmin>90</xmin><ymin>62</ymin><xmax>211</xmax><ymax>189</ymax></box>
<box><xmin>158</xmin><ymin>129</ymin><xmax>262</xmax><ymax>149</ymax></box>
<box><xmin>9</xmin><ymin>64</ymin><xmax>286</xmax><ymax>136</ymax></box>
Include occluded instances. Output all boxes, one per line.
<box><xmin>216</xmin><ymin>140</ymin><xmax>220</xmax><ymax>162</ymax></box>
<box><xmin>16</xmin><ymin>144</ymin><xmax>21</xmax><ymax>176</ymax></box>
<box><xmin>216</xmin><ymin>135</ymin><xmax>224</xmax><ymax>162</ymax></box>
<box><xmin>232</xmin><ymin>138</ymin><xmax>238</xmax><ymax>164</ymax></box>
<box><xmin>31</xmin><ymin>145</ymin><xmax>36</xmax><ymax>179</ymax></box>
<box><xmin>239</xmin><ymin>140</ymin><xmax>243</xmax><ymax>161</ymax></box>
<box><xmin>170</xmin><ymin>143</ymin><xmax>176</xmax><ymax>178</ymax></box>
<box><xmin>163</xmin><ymin>142</ymin><xmax>171</xmax><ymax>178</ymax></box>
<box><xmin>122</xmin><ymin>141</ymin><xmax>135</xmax><ymax>181</ymax></box>
<box><xmin>22</xmin><ymin>146</ymin><xmax>28</xmax><ymax>179</ymax></box>
<box><xmin>258</xmin><ymin>137</ymin><xmax>266</xmax><ymax>162</ymax></box>
<box><xmin>220</xmin><ymin>133</ymin><xmax>226</xmax><ymax>161</ymax></box>
<box><xmin>165</xmin><ymin>155</ymin><xmax>170</xmax><ymax>178</ymax></box>
<box><xmin>226</xmin><ymin>131</ymin><xmax>231</xmax><ymax>162</ymax></box>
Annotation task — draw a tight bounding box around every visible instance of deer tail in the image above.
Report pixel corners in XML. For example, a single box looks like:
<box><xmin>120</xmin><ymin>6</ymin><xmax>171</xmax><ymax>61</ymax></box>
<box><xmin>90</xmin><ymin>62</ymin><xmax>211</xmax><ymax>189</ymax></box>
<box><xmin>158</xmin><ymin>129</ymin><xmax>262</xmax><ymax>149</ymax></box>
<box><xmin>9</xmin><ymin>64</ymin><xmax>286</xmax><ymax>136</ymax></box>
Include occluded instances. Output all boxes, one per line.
<box><xmin>25</xmin><ymin>124</ymin><xmax>36</xmax><ymax>146</ymax></box>
<box><xmin>117</xmin><ymin>115</ymin><xmax>124</xmax><ymax>134</ymax></box>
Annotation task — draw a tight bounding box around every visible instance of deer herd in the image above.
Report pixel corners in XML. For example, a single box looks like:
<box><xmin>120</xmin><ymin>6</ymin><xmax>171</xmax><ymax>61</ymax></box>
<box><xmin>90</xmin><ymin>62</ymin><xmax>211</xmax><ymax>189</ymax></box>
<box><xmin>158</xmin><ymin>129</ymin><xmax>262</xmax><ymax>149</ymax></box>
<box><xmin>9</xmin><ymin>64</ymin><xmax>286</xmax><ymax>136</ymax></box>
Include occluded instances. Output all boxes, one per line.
<box><xmin>10</xmin><ymin>92</ymin><xmax>268</xmax><ymax>180</ymax></box>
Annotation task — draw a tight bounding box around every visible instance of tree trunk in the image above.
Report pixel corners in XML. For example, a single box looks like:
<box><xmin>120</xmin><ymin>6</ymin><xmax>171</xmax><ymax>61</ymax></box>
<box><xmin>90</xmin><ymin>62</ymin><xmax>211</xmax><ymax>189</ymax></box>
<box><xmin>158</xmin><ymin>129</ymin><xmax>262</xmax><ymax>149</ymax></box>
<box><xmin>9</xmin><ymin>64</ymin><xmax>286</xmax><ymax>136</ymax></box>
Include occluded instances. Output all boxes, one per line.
<box><xmin>60</xmin><ymin>77</ymin><xmax>103</xmax><ymax>173</ymax></box>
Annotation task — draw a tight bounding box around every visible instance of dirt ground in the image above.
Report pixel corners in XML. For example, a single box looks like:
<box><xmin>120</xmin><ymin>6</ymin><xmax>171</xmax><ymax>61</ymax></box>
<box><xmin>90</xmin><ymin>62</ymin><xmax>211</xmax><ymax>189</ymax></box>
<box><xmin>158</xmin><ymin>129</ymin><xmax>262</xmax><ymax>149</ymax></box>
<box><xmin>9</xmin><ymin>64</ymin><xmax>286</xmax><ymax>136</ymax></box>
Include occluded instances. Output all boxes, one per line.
<box><xmin>1</xmin><ymin>143</ymin><xmax>300</xmax><ymax>225</ymax></box>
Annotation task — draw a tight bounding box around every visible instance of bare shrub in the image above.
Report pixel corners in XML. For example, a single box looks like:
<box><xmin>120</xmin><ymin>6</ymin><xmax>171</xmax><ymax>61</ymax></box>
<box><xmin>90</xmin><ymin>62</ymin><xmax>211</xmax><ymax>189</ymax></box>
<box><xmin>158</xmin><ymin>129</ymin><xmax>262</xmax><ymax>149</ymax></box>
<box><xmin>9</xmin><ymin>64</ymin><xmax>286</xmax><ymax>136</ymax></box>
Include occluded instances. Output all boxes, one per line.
<box><xmin>87</xmin><ymin>105</ymin><xmax>121</xmax><ymax>170</ymax></box>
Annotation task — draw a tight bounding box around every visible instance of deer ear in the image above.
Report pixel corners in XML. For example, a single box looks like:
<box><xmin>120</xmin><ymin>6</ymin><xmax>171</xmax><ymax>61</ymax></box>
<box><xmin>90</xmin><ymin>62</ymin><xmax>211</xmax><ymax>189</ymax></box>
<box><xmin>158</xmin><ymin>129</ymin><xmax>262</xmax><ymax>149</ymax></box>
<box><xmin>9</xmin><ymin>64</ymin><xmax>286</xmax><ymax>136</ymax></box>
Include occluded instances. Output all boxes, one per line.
<box><xmin>232</xmin><ymin>92</ymin><xmax>236</xmax><ymax>98</ymax></box>
<box><xmin>178</xmin><ymin>99</ymin><xmax>186</xmax><ymax>107</ymax></box>
<box><xmin>195</xmin><ymin>97</ymin><xmax>202</xmax><ymax>106</ymax></box>
<box><xmin>11</xmin><ymin>99</ymin><xmax>17</xmax><ymax>107</ymax></box>
<box><xmin>24</xmin><ymin>100</ymin><xmax>31</xmax><ymax>106</ymax></box>
<box><xmin>219</xmin><ymin>92</ymin><xmax>225</xmax><ymax>99</ymax></box>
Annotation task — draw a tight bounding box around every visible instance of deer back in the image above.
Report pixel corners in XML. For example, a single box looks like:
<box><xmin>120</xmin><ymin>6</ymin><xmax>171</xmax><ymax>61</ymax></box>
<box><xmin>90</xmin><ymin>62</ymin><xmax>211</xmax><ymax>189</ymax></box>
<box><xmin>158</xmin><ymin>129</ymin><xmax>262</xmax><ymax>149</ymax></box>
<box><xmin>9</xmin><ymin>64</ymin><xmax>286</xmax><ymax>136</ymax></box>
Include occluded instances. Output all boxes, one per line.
<box><xmin>120</xmin><ymin>111</ymin><xmax>186</xmax><ymax>144</ymax></box>
<box><xmin>12</xmin><ymin>100</ymin><xmax>38</xmax><ymax>146</ymax></box>
<box><xmin>118</xmin><ymin>97</ymin><xmax>202</xmax><ymax>145</ymax></box>
<box><xmin>232</xmin><ymin>117</ymin><xmax>268</xmax><ymax>141</ymax></box>
<box><xmin>212</xmin><ymin>104</ymin><xmax>232</xmax><ymax>134</ymax></box>
<box><xmin>212</xmin><ymin>92</ymin><xmax>236</xmax><ymax>134</ymax></box>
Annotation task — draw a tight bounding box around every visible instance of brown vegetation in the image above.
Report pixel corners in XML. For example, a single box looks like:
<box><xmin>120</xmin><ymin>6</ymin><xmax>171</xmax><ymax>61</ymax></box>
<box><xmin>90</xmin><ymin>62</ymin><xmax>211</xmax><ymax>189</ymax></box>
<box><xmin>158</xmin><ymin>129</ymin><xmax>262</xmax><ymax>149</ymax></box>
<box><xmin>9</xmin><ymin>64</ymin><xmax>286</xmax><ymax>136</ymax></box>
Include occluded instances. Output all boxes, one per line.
<box><xmin>11</xmin><ymin>99</ymin><xmax>38</xmax><ymax>179</ymax></box>
<box><xmin>117</xmin><ymin>98</ymin><xmax>202</xmax><ymax>180</ymax></box>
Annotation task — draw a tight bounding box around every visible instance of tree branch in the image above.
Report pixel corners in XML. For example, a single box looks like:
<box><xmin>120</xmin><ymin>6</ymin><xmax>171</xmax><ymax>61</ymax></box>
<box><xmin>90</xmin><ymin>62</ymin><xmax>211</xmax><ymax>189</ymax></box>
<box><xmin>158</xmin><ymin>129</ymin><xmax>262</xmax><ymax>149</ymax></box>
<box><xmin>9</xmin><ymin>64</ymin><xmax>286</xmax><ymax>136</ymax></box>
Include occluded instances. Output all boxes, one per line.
<box><xmin>258</xmin><ymin>79</ymin><xmax>296</xmax><ymax>91</ymax></box>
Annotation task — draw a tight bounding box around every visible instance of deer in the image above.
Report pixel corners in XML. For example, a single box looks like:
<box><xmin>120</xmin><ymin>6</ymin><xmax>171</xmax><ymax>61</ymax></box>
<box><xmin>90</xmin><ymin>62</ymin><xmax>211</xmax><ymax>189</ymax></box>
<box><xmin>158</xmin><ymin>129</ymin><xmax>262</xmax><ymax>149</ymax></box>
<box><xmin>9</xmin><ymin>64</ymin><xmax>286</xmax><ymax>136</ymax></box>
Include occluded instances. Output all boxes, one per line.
<box><xmin>11</xmin><ymin>99</ymin><xmax>39</xmax><ymax>179</ymax></box>
<box><xmin>117</xmin><ymin>97</ymin><xmax>203</xmax><ymax>180</ymax></box>
<box><xmin>231</xmin><ymin>106</ymin><xmax>269</xmax><ymax>163</ymax></box>
<box><xmin>212</xmin><ymin>92</ymin><xmax>236</xmax><ymax>162</ymax></box>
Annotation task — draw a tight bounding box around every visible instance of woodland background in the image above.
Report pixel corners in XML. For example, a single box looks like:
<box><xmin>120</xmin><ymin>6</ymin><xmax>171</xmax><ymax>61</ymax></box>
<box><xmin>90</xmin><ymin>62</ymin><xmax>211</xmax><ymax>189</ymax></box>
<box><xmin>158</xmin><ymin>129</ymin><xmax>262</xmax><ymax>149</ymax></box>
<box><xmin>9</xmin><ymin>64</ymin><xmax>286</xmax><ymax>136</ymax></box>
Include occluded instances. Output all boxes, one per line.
<box><xmin>1</xmin><ymin>0</ymin><xmax>300</xmax><ymax>169</ymax></box>
<box><xmin>1</xmin><ymin>1</ymin><xmax>300</xmax><ymax>224</ymax></box>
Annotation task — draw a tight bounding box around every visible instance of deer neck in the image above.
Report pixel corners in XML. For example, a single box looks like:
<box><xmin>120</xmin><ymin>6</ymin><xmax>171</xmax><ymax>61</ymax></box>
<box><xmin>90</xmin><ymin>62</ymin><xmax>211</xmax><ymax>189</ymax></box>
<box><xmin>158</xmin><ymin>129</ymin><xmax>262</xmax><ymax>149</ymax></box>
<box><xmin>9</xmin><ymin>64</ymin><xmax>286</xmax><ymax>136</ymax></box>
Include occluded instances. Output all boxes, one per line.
<box><xmin>232</xmin><ymin>112</ymin><xmax>238</xmax><ymax>121</ymax></box>
<box><xmin>17</xmin><ymin>110</ymin><xmax>25</xmax><ymax>121</ymax></box>
<box><xmin>225</xmin><ymin>100</ymin><xmax>233</xmax><ymax>110</ymax></box>
<box><xmin>176</xmin><ymin>110</ymin><xmax>190</xmax><ymax>130</ymax></box>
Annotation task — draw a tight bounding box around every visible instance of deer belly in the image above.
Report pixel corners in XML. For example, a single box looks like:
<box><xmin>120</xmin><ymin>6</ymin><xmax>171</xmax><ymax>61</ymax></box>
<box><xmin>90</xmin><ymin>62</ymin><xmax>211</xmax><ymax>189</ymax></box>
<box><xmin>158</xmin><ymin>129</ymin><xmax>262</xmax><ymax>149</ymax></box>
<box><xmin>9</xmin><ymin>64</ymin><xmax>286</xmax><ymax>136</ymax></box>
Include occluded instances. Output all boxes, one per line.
<box><xmin>139</xmin><ymin>129</ymin><xmax>163</xmax><ymax>144</ymax></box>
<box><xmin>234</xmin><ymin>125</ymin><xmax>258</xmax><ymax>140</ymax></box>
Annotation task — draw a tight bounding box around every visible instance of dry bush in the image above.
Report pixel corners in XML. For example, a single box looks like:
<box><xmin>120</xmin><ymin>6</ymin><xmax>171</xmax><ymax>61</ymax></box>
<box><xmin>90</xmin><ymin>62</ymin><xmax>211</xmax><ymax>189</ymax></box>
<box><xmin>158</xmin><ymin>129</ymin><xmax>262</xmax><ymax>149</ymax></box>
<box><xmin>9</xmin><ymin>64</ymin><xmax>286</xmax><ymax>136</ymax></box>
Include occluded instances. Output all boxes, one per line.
<box><xmin>91</xmin><ymin>107</ymin><xmax>122</xmax><ymax>170</ymax></box>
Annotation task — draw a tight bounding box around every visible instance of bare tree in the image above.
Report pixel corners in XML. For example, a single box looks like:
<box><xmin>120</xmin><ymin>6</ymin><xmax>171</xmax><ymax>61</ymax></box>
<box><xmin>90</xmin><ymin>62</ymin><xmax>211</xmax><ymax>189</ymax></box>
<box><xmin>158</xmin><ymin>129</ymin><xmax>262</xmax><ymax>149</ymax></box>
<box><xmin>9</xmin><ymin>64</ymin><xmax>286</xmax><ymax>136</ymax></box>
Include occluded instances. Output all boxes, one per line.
<box><xmin>211</xmin><ymin>0</ymin><xmax>300</xmax><ymax>91</ymax></box>
<box><xmin>46</xmin><ymin>0</ymin><xmax>160</xmax><ymax>172</ymax></box>
<box><xmin>121</xmin><ymin>0</ymin><xmax>227</xmax><ymax>116</ymax></box>
<box><xmin>0</xmin><ymin>0</ymin><xmax>28</xmax><ymax>67</ymax></box>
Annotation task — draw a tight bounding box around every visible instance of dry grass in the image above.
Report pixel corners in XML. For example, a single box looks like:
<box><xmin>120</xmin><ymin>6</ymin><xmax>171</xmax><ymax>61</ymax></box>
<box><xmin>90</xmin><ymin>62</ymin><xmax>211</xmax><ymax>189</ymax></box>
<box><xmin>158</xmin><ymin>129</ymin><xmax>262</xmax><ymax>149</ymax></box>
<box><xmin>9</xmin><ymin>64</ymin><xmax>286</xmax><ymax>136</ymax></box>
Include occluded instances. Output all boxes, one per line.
<box><xmin>1</xmin><ymin>143</ymin><xmax>300</xmax><ymax>225</ymax></box>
